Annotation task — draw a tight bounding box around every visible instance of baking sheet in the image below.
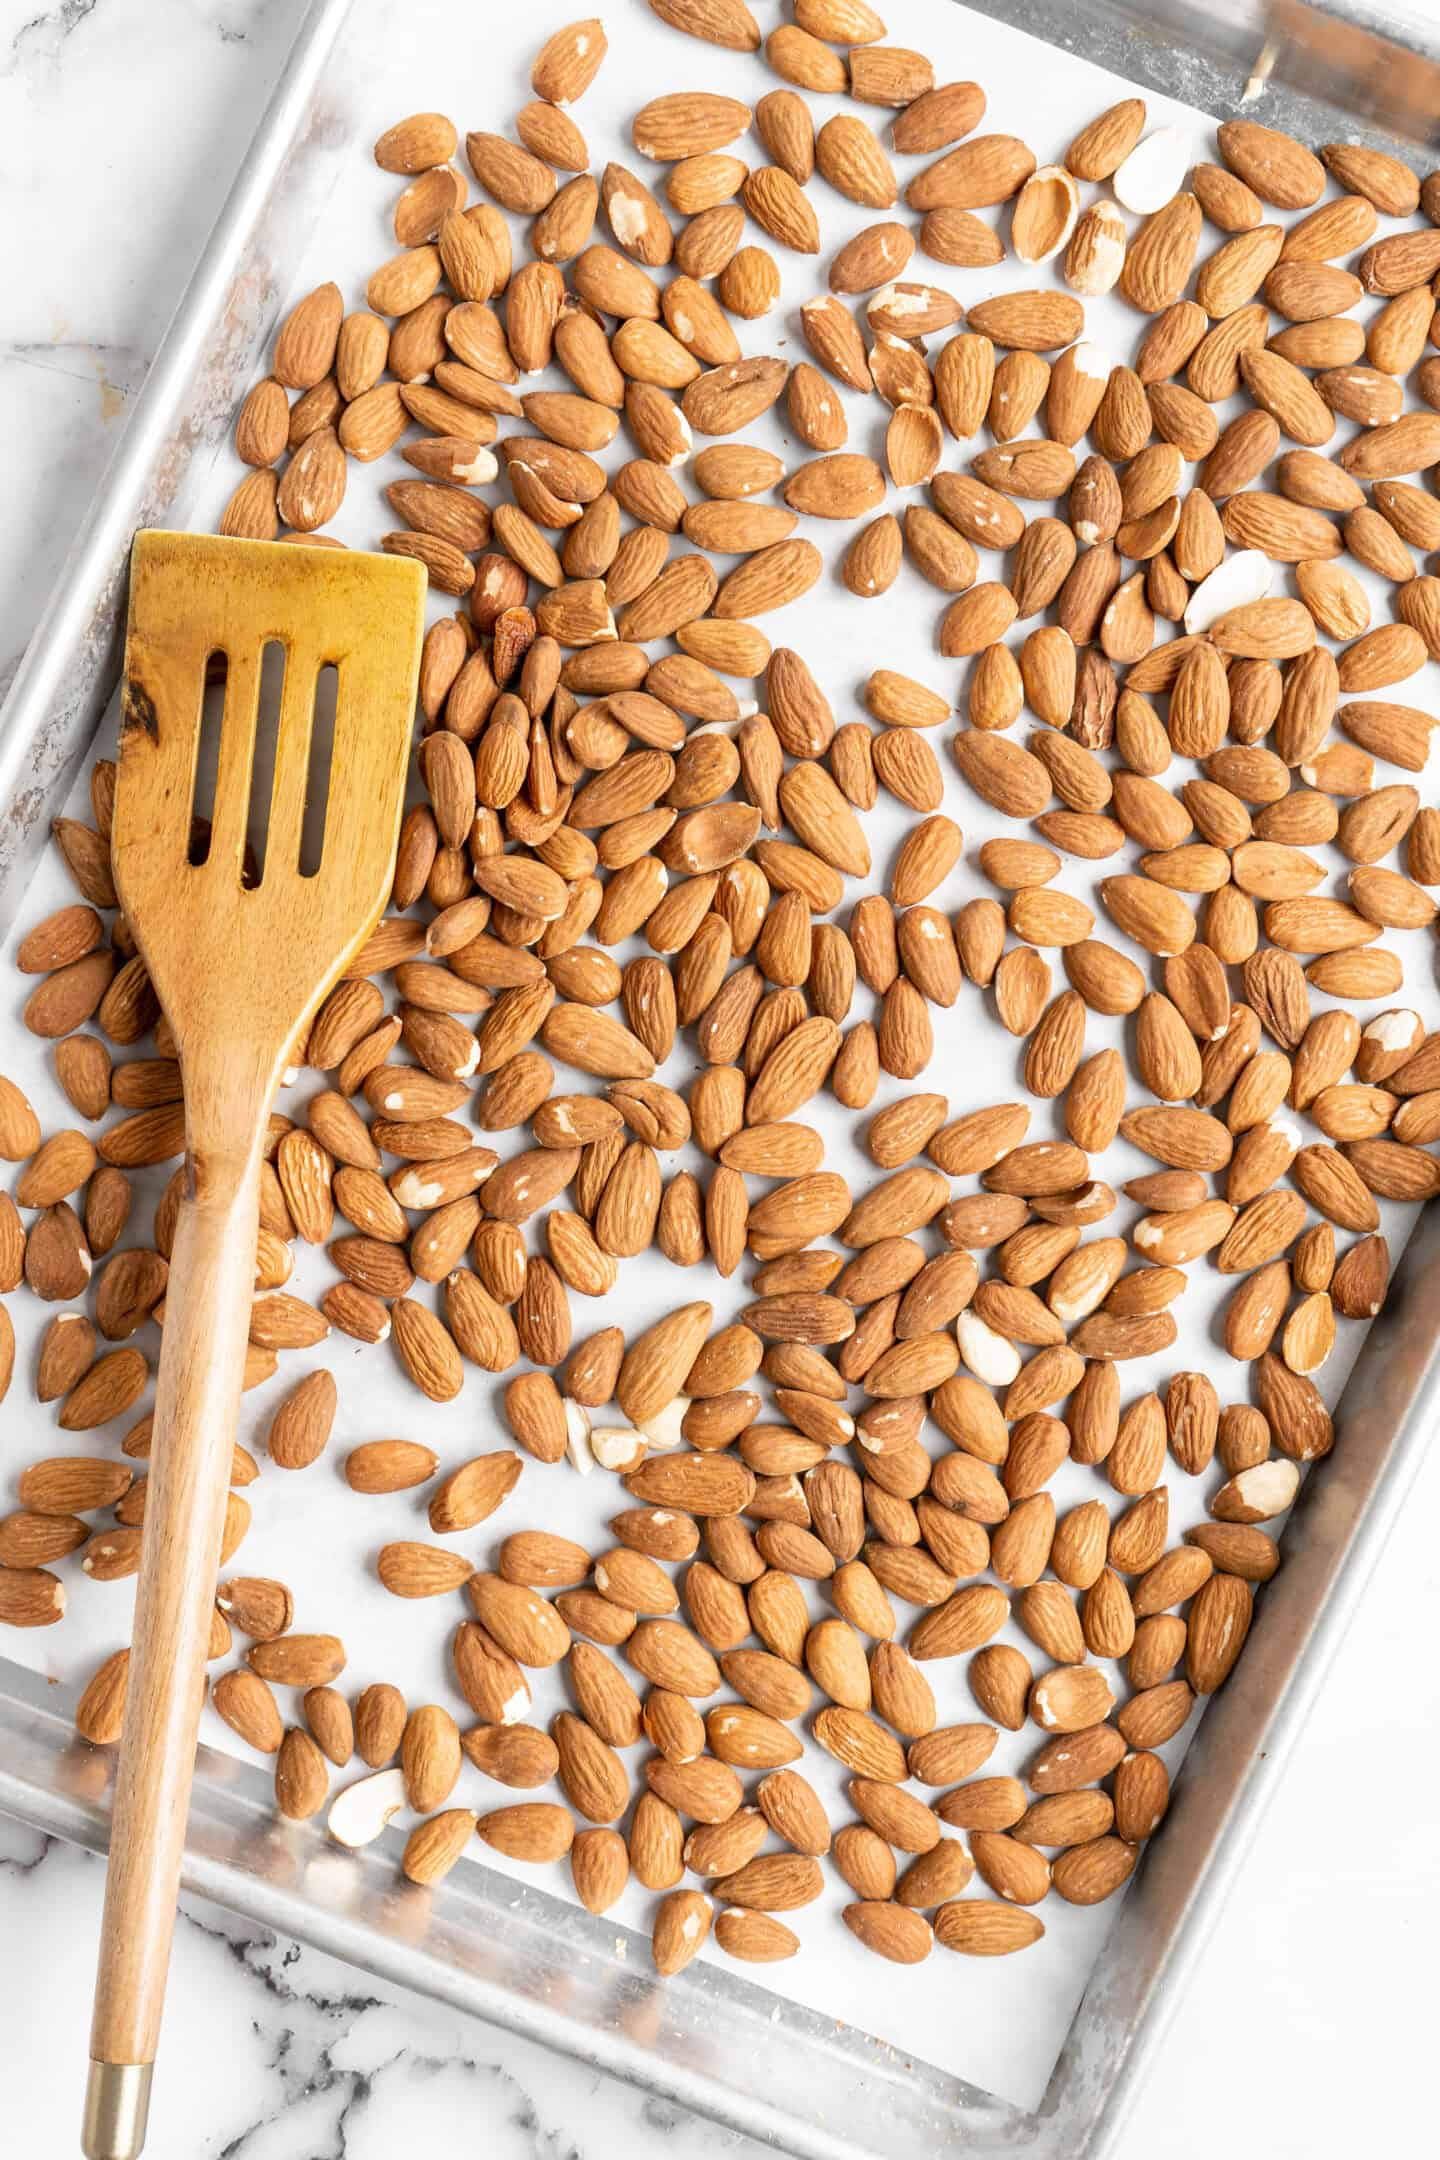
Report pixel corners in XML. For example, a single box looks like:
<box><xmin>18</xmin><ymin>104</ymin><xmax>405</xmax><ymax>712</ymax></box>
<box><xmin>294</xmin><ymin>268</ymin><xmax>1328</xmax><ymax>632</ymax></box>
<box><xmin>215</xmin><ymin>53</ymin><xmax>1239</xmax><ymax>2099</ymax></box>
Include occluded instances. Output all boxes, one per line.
<box><xmin>2</xmin><ymin>0</ymin><xmax>1436</xmax><ymax>2116</ymax></box>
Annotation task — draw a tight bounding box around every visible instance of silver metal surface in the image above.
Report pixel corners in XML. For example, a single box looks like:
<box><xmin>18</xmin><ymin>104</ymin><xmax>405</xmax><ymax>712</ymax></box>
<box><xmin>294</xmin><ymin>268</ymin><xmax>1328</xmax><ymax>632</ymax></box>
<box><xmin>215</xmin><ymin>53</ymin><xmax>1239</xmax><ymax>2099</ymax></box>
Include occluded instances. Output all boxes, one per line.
<box><xmin>0</xmin><ymin>0</ymin><xmax>356</xmax><ymax>941</ymax></box>
<box><xmin>958</xmin><ymin>0</ymin><xmax>1440</xmax><ymax>149</ymax></box>
<box><xmin>2</xmin><ymin>1</ymin><xmax>1439</xmax><ymax>2156</ymax></box>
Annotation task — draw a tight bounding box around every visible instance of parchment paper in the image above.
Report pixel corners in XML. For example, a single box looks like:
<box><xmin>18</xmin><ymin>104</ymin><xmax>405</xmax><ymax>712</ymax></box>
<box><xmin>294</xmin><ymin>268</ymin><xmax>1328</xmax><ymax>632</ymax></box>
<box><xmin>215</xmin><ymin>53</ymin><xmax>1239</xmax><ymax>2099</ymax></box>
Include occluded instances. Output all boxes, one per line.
<box><xmin>2</xmin><ymin>0</ymin><xmax>1435</xmax><ymax>2112</ymax></box>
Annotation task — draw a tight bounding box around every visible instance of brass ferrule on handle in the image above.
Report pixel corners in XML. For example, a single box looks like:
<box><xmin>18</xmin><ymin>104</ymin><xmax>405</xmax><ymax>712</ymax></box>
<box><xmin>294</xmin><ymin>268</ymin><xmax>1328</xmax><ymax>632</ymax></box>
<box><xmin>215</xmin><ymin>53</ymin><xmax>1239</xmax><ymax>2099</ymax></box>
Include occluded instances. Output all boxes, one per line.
<box><xmin>82</xmin><ymin>2062</ymin><xmax>153</xmax><ymax>2160</ymax></box>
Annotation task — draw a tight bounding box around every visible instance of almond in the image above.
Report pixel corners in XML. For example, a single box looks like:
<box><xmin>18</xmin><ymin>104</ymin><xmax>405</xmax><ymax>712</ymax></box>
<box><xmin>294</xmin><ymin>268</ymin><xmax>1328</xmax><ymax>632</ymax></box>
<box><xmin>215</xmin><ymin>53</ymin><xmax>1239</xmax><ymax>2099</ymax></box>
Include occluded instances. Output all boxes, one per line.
<box><xmin>478</xmin><ymin>1802</ymin><xmax>576</xmax><ymax>1864</ymax></box>
<box><xmin>1217</xmin><ymin>120</ymin><xmax>1324</xmax><ymax>209</ymax></box>
<box><xmin>907</xmin><ymin>135</ymin><xmax>1036</xmax><ymax>213</ymax></box>
<box><xmin>843</xmin><ymin>1901</ymin><xmax>933</xmax><ymax>1964</ymax></box>
<box><xmin>1120</xmin><ymin>194</ymin><xmax>1201</xmax><ymax>313</ymax></box>
<box><xmin>935</xmin><ymin>1901</ymin><xmax>1044</xmax><ymax>1956</ymax></box>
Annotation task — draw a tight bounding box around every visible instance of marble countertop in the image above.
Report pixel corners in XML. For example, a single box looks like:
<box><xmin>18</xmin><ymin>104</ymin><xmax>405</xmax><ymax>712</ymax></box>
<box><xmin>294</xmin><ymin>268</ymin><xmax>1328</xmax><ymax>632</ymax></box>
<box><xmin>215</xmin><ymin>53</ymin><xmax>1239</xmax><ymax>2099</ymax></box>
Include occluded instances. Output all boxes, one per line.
<box><xmin>0</xmin><ymin>1</ymin><xmax>1436</xmax><ymax>2154</ymax></box>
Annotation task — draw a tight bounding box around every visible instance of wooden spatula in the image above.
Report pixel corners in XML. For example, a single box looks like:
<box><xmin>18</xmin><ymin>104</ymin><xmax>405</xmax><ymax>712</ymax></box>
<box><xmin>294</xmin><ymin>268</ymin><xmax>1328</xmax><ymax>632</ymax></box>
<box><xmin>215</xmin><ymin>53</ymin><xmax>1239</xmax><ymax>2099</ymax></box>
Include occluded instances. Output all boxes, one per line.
<box><xmin>82</xmin><ymin>530</ymin><xmax>426</xmax><ymax>2160</ymax></box>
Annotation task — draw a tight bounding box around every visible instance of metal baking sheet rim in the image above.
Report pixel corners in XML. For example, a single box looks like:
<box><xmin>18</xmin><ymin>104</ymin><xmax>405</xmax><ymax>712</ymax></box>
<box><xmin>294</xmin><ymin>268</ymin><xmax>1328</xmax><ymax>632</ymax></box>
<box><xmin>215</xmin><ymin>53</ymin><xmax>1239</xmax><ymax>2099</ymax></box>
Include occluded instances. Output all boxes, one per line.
<box><xmin>2</xmin><ymin>1</ymin><xmax>1439</xmax><ymax>2154</ymax></box>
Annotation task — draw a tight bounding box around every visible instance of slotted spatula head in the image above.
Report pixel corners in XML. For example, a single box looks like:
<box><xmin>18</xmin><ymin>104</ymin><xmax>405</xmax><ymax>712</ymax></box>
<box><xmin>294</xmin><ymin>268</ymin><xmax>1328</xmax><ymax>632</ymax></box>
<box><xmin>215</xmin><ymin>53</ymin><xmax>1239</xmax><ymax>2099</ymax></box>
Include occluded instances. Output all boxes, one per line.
<box><xmin>113</xmin><ymin>530</ymin><xmax>427</xmax><ymax>1110</ymax></box>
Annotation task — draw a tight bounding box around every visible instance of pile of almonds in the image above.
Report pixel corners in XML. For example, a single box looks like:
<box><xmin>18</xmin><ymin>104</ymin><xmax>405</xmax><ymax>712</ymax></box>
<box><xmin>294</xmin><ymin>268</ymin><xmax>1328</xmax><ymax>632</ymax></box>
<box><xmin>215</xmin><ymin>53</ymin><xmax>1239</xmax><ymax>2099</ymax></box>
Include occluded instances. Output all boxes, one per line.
<box><xmin>3</xmin><ymin>0</ymin><xmax>1440</xmax><ymax>1984</ymax></box>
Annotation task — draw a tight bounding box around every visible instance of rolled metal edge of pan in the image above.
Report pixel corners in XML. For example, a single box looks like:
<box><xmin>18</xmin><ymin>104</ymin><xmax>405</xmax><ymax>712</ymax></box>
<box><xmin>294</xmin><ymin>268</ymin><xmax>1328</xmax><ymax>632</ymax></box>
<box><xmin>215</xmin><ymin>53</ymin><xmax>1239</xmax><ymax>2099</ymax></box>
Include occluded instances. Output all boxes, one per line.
<box><xmin>0</xmin><ymin>0</ymin><xmax>356</xmax><ymax>942</ymax></box>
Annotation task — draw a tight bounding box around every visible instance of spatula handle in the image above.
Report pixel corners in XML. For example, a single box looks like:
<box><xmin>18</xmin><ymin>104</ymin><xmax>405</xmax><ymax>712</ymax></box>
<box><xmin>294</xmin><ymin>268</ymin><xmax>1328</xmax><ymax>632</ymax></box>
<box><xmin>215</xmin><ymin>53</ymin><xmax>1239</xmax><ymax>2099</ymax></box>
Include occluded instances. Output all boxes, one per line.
<box><xmin>85</xmin><ymin>1147</ymin><xmax>265</xmax><ymax>2160</ymax></box>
